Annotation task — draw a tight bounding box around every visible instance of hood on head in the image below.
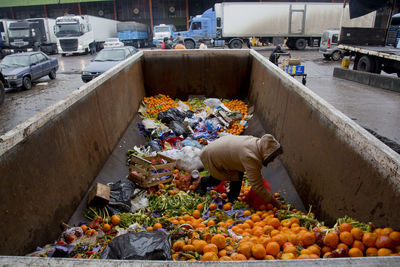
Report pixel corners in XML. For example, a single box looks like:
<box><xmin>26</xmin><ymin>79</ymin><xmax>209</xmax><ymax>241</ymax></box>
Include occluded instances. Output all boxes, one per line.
<box><xmin>257</xmin><ymin>134</ymin><xmax>281</xmax><ymax>162</ymax></box>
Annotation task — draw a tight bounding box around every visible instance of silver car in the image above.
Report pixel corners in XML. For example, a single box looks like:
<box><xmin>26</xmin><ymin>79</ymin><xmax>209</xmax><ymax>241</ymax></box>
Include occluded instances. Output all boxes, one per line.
<box><xmin>319</xmin><ymin>29</ymin><xmax>343</xmax><ymax>61</ymax></box>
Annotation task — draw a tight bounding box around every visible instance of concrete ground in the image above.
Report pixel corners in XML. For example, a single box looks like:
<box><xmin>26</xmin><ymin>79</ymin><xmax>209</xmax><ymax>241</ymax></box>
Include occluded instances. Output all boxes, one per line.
<box><xmin>0</xmin><ymin>48</ymin><xmax>399</xmax><ymax>152</ymax></box>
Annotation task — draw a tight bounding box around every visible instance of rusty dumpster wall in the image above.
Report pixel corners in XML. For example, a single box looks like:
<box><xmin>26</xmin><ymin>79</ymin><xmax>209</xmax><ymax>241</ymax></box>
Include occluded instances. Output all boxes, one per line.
<box><xmin>0</xmin><ymin>56</ymin><xmax>146</xmax><ymax>255</ymax></box>
<box><xmin>247</xmin><ymin>50</ymin><xmax>400</xmax><ymax>227</ymax></box>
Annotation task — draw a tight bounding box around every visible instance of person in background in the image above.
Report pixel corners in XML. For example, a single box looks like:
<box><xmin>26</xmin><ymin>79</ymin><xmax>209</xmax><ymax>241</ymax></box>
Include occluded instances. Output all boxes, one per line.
<box><xmin>174</xmin><ymin>33</ymin><xmax>184</xmax><ymax>44</ymax></box>
<box><xmin>174</xmin><ymin>40</ymin><xmax>186</xmax><ymax>50</ymax></box>
<box><xmin>269</xmin><ymin>45</ymin><xmax>282</xmax><ymax>65</ymax></box>
<box><xmin>199</xmin><ymin>134</ymin><xmax>283</xmax><ymax>207</ymax></box>
<box><xmin>161</xmin><ymin>37</ymin><xmax>172</xmax><ymax>49</ymax></box>
<box><xmin>199</xmin><ymin>40</ymin><xmax>208</xmax><ymax>49</ymax></box>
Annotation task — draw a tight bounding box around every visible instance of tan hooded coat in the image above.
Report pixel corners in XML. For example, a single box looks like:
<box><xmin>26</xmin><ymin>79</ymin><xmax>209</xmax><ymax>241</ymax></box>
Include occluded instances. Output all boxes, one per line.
<box><xmin>199</xmin><ymin>134</ymin><xmax>281</xmax><ymax>202</ymax></box>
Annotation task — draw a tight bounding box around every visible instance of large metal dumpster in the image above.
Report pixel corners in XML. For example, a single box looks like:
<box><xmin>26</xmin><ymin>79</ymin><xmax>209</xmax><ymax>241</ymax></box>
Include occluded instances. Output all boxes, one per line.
<box><xmin>0</xmin><ymin>50</ymin><xmax>399</xmax><ymax>265</ymax></box>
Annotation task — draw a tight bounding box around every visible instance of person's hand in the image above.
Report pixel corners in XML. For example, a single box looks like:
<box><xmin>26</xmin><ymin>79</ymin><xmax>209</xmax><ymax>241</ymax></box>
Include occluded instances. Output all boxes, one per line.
<box><xmin>270</xmin><ymin>197</ymin><xmax>282</xmax><ymax>209</ymax></box>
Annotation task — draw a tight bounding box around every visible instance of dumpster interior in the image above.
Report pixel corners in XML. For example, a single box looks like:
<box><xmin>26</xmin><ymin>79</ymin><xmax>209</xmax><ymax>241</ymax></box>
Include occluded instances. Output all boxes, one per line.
<box><xmin>0</xmin><ymin>50</ymin><xmax>399</xmax><ymax>259</ymax></box>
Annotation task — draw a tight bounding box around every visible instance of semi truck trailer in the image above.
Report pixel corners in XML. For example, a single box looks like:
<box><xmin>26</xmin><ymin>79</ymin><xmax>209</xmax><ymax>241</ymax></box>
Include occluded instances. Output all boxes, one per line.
<box><xmin>0</xmin><ymin>50</ymin><xmax>399</xmax><ymax>266</ymax></box>
<box><xmin>55</xmin><ymin>15</ymin><xmax>118</xmax><ymax>56</ymax></box>
<box><xmin>117</xmin><ymin>21</ymin><xmax>150</xmax><ymax>48</ymax></box>
<box><xmin>152</xmin><ymin>24</ymin><xmax>176</xmax><ymax>48</ymax></box>
<box><xmin>175</xmin><ymin>2</ymin><xmax>375</xmax><ymax>49</ymax></box>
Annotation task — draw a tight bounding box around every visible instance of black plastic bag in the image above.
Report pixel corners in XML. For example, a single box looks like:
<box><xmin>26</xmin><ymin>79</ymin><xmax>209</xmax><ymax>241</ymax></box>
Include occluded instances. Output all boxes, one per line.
<box><xmin>106</xmin><ymin>179</ymin><xmax>136</xmax><ymax>215</ymax></box>
<box><xmin>157</xmin><ymin>107</ymin><xmax>186</xmax><ymax>124</ymax></box>
<box><xmin>101</xmin><ymin>231</ymin><xmax>172</xmax><ymax>260</ymax></box>
<box><xmin>168</xmin><ymin>120</ymin><xmax>188</xmax><ymax>137</ymax></box>
<box><xmin>185</xmin><ymin>110</ymin><xmax>195</xmax><ymax>118</ymax></box>
<box><xmin>145</xmin><ymin>140</ymin><xmax>163</xmax><ymax>152</ymax></box>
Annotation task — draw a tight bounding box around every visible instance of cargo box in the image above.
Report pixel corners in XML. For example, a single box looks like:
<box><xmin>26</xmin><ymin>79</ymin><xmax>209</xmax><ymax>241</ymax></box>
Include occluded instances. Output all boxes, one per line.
<box><xmin>0</xmin><ymin>50</ymin><xmax>399</xmax><ymax>265</ymax></box>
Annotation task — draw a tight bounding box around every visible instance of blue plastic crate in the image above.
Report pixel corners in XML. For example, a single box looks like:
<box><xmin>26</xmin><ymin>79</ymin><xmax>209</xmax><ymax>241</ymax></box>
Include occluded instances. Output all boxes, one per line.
<box><xmin>285</xmin><ymin>65</ymin><xmax>305</xmax><ymax>74</ymax></box>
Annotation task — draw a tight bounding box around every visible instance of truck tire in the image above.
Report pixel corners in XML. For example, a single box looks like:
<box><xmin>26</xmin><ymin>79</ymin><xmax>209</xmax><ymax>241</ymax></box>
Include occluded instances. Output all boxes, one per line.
<box><xmin>356</xmin><ymin>56</ymin><xmax>375</xmax><ymax>73</ymax></box>
<box><xmin>331</xmin><ymin>51</ymin><xmax>342</xmax><ymax>61</ymax></box>
<box><xmin>323</xmin><ymin>54</ymin><xmax>331</xmax><ymax>60</ymax></box>
<box><xmin>22</xmin><ymin>76</ymin><xmax>32</xmax><ymax>90</ymax></box>
<box><xmin>0</xmin><ymin>81</ymin><xmax>4</xmax><ymax>105</ymax></box>
<box><xmin>184</xmin><ymin>40</ymin><xmax>195</xmax><ymax>49</ymax></box>
<box><xmin>229</xmin><ymin>39</ymin><xmax>243</xmax><ymax>49</ymax></box>
<box><xmin>295</xmin><ymin>39</ymin><xmax>307</xmax><ymax>50</ymax></box>
<box><xmin>49</xmin><ymin>69</ymin><xmax>56</xmax><ymax>80</ymax></box>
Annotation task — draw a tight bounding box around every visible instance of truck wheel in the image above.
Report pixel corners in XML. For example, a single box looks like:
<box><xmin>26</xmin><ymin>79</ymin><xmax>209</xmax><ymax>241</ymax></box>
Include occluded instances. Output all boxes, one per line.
<box><xmin>229</xmin><ymin>39</ymin><xmax>243</xmax><ymax>49</ymax></box>
<box><xmin>295</xmin><ymin>39</ymin><xmax>307</xmax><ymax>50</ymax></box>
<box><xmin>49</xmin><ymin>69</ymin><xmax>56</xmax><ymax>80</ymax></box>
<box><xmin>331</xmin><ymin>51</ymin><xmax>342</xmax><ymax>61</ymax></box>
<box><xmin>184</xmin><ymin>40</ymin><xmax>195</xmax><ymax>49</ymax></box>
<box><xmin>61</xmin><ymin>54</ymin><xmax>66</xmax><ymax>57</ymax></box>
<box><xmin>323</xmin><ymin>54</ymin><xmax>331</xmax><ymax>60</ymax></box>
<box><xmin>0</xmin><ymin>81</ymin><xmax>5</xmax><ymax>105</ymax></box>
<box><xmin>22</xmin><ymin>77</ymin><xmax>32</xmax><ymax>90</ymax></box>
<box><xmin>356</xmin><ymin>56</ymin><xmax>375</xmax><ymax>73</ymax></box>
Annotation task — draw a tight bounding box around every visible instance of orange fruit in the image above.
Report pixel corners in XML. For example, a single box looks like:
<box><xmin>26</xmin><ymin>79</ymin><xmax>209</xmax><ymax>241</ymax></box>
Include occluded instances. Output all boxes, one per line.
<box><xmin>223</xmin><ymin>203</ymin><xmax>232</xmax><ymax>211</ymax></box>
<box><xmin>321</xmin><ymin>246</ymin><xmax>332</xmax><ymax>255</ymax></box>
<box><xmin>193</xmin><ymin>239</ymin><xmax>207</xmax><ymax>253</ymax></box>
<box><xmin>251</xmin><ymin>214</ymin><xmax>261</xmax><ymax>222</ymax></box>
<box><xmin>348</xmin><ymin>247</ymin><xmax>363</xmax><ymax>257</ymax></box>
<box><xmin>307</xmin><ymin>244</ymin><xmax>321</xmax><ymax>256</ymax></box>
<box><xmin>173</xmin><ymin>240</ymin><xmax>185</xmax><ymax>251</ymax></box>
<box><xmin>301</xmin><ymin>232</ymin><xmax>316</xmax><ymax>247</ymax></box>
<box><xmin>377</xmin><ymin>248</ymin><xmax>392</xmax><ymax>256</ymax></box>
<box><xmin>376</xmin><ymin>235</ymin><xmax>394</xmax><ymax>249</ymax></box>
<box><xmin>352</xmin><ymin>240</ymin><xmax>365</xmax><ymax>252</ymax></box>
<box><xmin>196</xmin><ymin>203</ymin><xmax>204</xmax><ymax>211</ymax></box>
<box><xmin>340</xmin><ymin>231</ymin><xmax>354</xmax><ymax>245</ymax></box>
<box><xmin>102</xmin><ymin>223</ymin><xmax>111</xmax><ymax>232</ymax></box>
<box><xmin>219</xmin><ymin>256</ymin><xmax>233</xmax><ymax>261</ymax></box>
<box><xmin>146</xmin><ymin>226</ymin><xmax>153</xmax><ymax>231</ymax></box>
<box><xmin>351</xmin><ymin>228</ymin><xmax>363</xmax><ymax>240</ymax></box>
<box><xmin>80</xmin><ymin>225</ymin><xmax>88</xmax><ymax>233</ymax></box>
<box><xmin>339</xmin><ymin>222</ymin><xmax>353</xmax><ymax>233</ymax></box>
<box><xmin>183</xmin><ymin>244</ymin><xmax>195</xmax><ymax>252</ymax></box>
<box><xmin>252</xmin><ymin>226</ymin><xmax>265</xmax><ymax>237</ymax></box>
<box><xmin>207</xmin><ymin>220</ymin><xmax>216</xmax><ymax>226</ymax></box>
<box><xmin>272</xmin><ymin>234</ymin><xmax>287</xmax><ymax>246</ymax></box>
<box><xmin>297</xmin><ymin>254</ymin><xmax>310</xmax><ymax>259</ymax></box>
<box><xmin>237</xmin><ymin>242</ymin><xmax>252</xmax><ymax>258</ymax></box>
<box><xmin>209</xmin><ymin>203</ymin><xmax>217</xmax><ymax>211</ymax></box>
<box><xmin>337</xmin><ymin>243</ymin><xmax>349</xmax><ymax>252</ymax></box>
<box><xmin>203</xmin><ymin>243</ymin><xmax>218</xmax><ymax>254</ymax></box>
<box><xmin>266</xmin><ymin>241</ymin><xmax>281</xmax><ymax>256</ymax></box>
<box><xmin>153</xmin><ymin>223</ymin><xmax>162</xmax><ymax>230</ymax></box>
<box><xmin>366</xmin><ymin>247</ymin><xmax>378</xmax><ymax>256</ymax></box>
<box><xmin>269</xmin><ymin>218</ymin><xmax>281</xmax><ymax>229</ymax></box>
<box><xmin>193</xmin><ymin>210</ymin><xmax>201</xmax><ymax>219</ymax></box>
<box><xmin>111</xmin><ymin>215</ymin><xmax>120</xmax><ymax>225</ymax></box>
<box><xmin>211</xmin><ymin>234</ymin><xmax>226</xmax><ymax>250</ymax></box>
<box><xmin>283</xmin><ymin>245</ymin><xmax>297</xmax><ymax>254</ymax></box>
<box><xmin>231</xmin><ymin>253</ymin><xmax>247</xmax><ymax>260</ymax></box>
<box><xmin>363</xmin><ymin>232</ymin><xmax>378</xmax><ymax>247</ymax></box>
<box><xmin>389</xmin><ymin>231</ymin><xmax>400</xmax><ymax>245</ymax></box>
<box><xmin>381</xmin><ymin>228</ymin><xmax>394</xmax><ymax>236</ymax></box>
<box><xmin>251</xmin><ymin>243</ymin><xmax>267</xmax><ymax>259</ymax></box>
<box><xmin>201</xmin><ymin>252</ymin><xmax>219</xmax><ymax>261</ymax></box>
<box><xmin>324</xmin><ymin>232</ymin><xmax>339</xmax><ymax>248</ymax></box>
<box><xmin>243</xmin><ymin>210</ymin><xmax>251</xmax><ymax>217</ymax></box>
<box><xmin>264</xmin><ymin>254</ymin><xmax>275</xmax><ymax>260</ymax></box>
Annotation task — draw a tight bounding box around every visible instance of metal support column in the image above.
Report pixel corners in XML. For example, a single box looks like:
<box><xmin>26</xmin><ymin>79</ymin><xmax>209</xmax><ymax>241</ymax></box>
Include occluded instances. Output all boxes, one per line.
<box><xmin>186</xmin><ymin>0</ymin><xmax>189</xmax><ymax>30</ymax></box>
<box><xmin>149</xmin><ymin>0</ymin><xmax>154</xmax><ymax>31</ymax></box>
<box><xmin>9</xmin><ymin>7</ymin><xmax>14</xmax><ymax>19</ymax></box>
<box><xmin>78</xmin><ymin>2</ymin><xmax>82</xmax><ymax>15</ymax></box>
<box><xmin>113</xmin><ymin>0</ymin><xmax>118</xmax><ymax>20</ymax></box>
<box><xmin>44</xmin><ymin>5</ymin><xmax>48</xmax><ymax>18</ymax></box>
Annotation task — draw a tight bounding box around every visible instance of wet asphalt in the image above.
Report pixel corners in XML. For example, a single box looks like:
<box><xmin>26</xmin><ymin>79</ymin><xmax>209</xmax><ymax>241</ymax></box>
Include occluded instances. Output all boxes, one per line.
<box><xmin>0</xmin><ymin>47</ymin><xmax>399</xmax><ymax>152</ymax></box>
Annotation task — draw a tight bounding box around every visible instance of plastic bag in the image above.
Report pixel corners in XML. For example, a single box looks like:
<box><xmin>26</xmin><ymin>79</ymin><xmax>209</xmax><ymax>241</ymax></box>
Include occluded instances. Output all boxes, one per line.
<box><xmin>106</xmin><ymin>180</ymin><xmax>136</xmax><ymax>215</ymax></box>
<box><xmin>168</xmin><ymin>120</ymin><xmax>188</xmax><ymax>137</ymax></box>
<box><xmin>144</xmin><ymin>140</ymin><xmax>163</xmax><ymax>152</ymax></box>
<box><xmin>175</xmin><ymin>146</ymin><xmax>204</xmax><ymax>172</ymax></box>
<box><xmin>205</xmin><ymin>117</ymin><xmax>222</xmax><ymax>132</ymax></box>
<box><xmin>243</xmin><ymin>178</ymin><xmax>272</xmax><ymax>210</ymax></box>
<box><xmin>204</xmin><ymin>98</ymin><xmax>222</xmax><ymax>109</ymax></box>
<box><xmin>182</xmin><ymin>138</ymin><xmax>202</xmax><ymax>149</ymax></box>
<box><xmin>142</xmin><ymin>118</ymin><xmax>160</xmax><ymax>130</ymax></box>
<box><xmin>130</xmin><ymin>190</ymin><xmax>148</xmax><ymax>213</ymax></box>
<box><xmin>157</xmin><ymin>107</ymin><xmax>186</xmax><ymax>124</ymax></box>
<box><xmin>101</xmin><ymin>231</ymin><xmax>172</xmax><ymax>260</ymax></box>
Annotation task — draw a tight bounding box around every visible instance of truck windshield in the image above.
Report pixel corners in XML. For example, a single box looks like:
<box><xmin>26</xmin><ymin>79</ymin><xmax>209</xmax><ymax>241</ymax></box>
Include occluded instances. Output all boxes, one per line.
<box><xmin>94</xmin><ymin>49</ymin><xmax>125</xmax><ymax>61</ymax></box>
<box><xmin>154</xmin><ymin>26</ymin><xmax>170</xmax><ymax>33</ymax></box>
<box><xmin>55</xmin><ymin>23</ymin><xmax>82</xmax><ymax>37</ymax></box>
<box><xmin>1</xmin><ymin>55</ymin><xmax>30</xmax><ymax>67</ymax></box>
<box><xmin>9</xmin><ymin>29</ymin><xmax>30</xmax><ymax>38</ymax></box>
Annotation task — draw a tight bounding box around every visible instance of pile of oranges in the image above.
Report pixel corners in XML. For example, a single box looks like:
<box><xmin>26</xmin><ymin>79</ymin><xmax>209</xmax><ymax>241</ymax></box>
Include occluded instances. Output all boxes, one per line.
<box><xmin>144</xmin><ymin>94</ymin><xmax>178</xmax><ymax>117</ymax></box>
<box><xmin>166</xmin><ymin>195</ymin><xmax>400</xmax><ymax>261</ymax></box>
<box><xmin>223</xmin><ymin>100</ymin><xmax>248</xmax><ymax>135</ymax></box>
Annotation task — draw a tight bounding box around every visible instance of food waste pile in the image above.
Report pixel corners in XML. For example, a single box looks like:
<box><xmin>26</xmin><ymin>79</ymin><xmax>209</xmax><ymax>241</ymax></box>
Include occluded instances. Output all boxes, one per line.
<box><xmin>29</xmin><ymin>95</ymin><xmax>400</xmax><ymax>261</ymax></box>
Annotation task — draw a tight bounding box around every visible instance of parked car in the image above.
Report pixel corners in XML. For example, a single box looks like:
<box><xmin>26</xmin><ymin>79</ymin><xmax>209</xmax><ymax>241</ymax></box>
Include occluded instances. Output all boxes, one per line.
<box><xmin>0</xmin><ymin>51</ymin><xmax>58</xmax><ymax>90</ymax></box>
<box><xmin>0</xmin><ymin>71</ymin><xmax>5</xmax><ymax>104</ymax></box>
<box><xmin>319</xmin><ymin>29</ymin><xmax>343</xmax><ymax>61</ymax></box>
<box><xmin>103</xmin><ymin>38</ymin><xmax>124</xmax><ymax>48</ymax></box>
<box><xmin>81</xmin><ymin>46</ymin><xmax>137</xmax><ymax>83</ymax></box>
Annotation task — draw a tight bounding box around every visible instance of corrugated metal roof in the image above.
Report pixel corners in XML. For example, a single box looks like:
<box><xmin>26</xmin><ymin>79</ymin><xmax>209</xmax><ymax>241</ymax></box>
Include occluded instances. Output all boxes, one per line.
<box><xmin>0</xmin><ymin>0</ymin><xmax>111</xmax><ymax>8</ymax></box>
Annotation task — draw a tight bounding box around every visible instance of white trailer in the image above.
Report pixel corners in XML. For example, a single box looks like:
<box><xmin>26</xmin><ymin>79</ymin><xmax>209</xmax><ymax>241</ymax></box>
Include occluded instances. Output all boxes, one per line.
<box><xmin>55</xmin><ymin>15</ymin><xmax>118</xmax><ymax>56</ymax></box>
<box><xmin>215</xmin><ymin>2</ymin><xmax>375</xmax><ymax>49</ymax></box>
<box><xmin>26</xmin><ymin>18</ymin><xmax>57</xmax><ymax>54</ymax></box>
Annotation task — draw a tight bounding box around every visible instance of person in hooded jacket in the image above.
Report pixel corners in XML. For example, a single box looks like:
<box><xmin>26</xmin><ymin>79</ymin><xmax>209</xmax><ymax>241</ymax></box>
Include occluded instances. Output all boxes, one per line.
<box><xmin>161</xmin><ymin>37</ymin><xmax>172</xmax><ymax>49</ymax></box>
<box><xmin>269</xmin><ymin>45</ymin><xmax>282</xmax><ymax>65</ymax></box>
<box><xmin>199</xmin><ymin>134</ymin><xmax>283</xmax><ymax>207</ymax></box>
